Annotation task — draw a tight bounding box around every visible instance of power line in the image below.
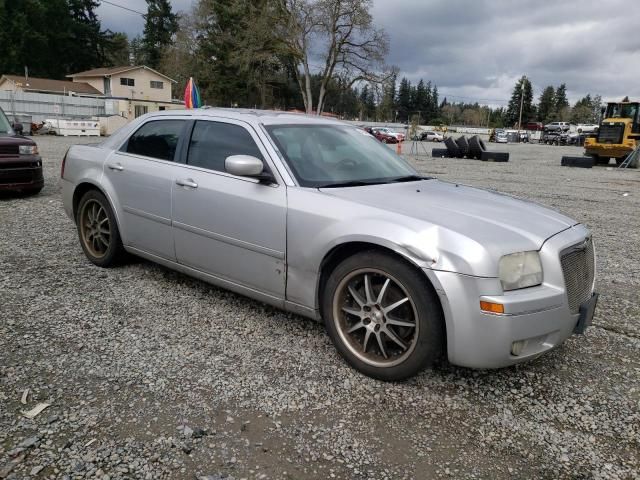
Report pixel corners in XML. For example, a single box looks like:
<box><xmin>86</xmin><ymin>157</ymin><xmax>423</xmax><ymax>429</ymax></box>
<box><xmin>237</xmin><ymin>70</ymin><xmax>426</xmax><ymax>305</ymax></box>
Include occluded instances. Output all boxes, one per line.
<box><xmin>101</xmin><ymin>0</ymin><xmax>146</xmax><ymax>17</ymax></box>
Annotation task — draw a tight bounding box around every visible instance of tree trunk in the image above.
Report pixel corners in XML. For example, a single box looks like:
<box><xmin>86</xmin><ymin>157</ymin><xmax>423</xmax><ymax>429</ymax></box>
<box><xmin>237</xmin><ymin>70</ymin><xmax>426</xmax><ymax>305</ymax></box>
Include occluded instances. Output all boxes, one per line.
<box><xmin>317</xmin><ymin>83</ymin><xmax>327</xmax><ymax>115</ymax></box>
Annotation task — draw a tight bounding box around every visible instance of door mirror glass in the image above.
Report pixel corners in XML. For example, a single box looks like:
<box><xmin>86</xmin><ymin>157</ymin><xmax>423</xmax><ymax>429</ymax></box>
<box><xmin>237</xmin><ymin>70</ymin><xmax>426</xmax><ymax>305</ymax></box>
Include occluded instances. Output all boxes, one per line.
<box><xmin>225</xmin><ymin>155</ymin><xmax>264</xmax><ymax>177</ymax></box>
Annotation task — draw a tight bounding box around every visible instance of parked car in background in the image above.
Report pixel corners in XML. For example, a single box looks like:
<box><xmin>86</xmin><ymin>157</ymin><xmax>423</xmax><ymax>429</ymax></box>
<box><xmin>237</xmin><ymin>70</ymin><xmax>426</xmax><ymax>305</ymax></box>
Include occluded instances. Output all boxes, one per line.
<box><xmin>494</xmin><ymin>129</ymin><xmax>508</xmax><ymax>143</ymax></box>
<box><xmin>524</xmin><ymin>121</ymin><xmax>544</xmax><ymax>131</ymax></box>
<box><xmin>370</xmin><ymin>127</ymin><xmax>399</xmax><ymax>144</ymax></box>
<box><xmin>373</xmin><ymin>127</ymin><xmax>405</xmax><ymax>142</ymax></box>
<box><xmin>544</xmin><ymin>121</ymin><xmax>570</xmax><ymax>132</ymax></box>
<box><xmin>61</xmin><ymin>109</ymin><xmax>598</xmax><ymax>381</ymax></box>
<box><xmin>0</xmin><ymin>106</ymin><xmax>43</xmax><ymax>195</ymax></box>
<box><xmin>575</xmin><ymin>124</ymin><xmax>598</xmax><ymax>134</ymax></box>
<box><xmin>419</xmin><ymin>131</ymin><xmax>444</xmax><ymax>142</ymax></box>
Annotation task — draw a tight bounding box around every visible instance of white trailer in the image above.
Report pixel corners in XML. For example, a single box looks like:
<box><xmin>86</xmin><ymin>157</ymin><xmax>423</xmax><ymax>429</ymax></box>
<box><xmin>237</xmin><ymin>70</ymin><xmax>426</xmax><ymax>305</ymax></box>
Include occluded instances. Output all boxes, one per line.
<box><xmin>45</xmin><ymin>119</ymin><xmax>100</xmax><ymax>137</ymax></box>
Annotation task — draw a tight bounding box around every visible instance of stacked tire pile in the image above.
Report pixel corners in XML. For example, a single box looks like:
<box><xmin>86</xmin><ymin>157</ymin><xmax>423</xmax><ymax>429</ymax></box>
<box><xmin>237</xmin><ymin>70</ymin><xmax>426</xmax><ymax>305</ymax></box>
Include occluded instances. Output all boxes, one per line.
<box><xmin>432</xmin><ymin>135</ymin><xmax>509</xmax><ymax>162</ymax></box>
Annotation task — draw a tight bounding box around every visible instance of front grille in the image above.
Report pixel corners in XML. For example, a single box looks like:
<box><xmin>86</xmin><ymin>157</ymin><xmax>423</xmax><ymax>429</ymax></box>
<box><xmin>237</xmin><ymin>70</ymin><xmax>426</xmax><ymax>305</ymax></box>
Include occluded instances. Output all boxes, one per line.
<box><xmin>597</xmin><ymin>123</ymin><xmax>625</xmax><ymax>144</ymax></box>
<box><xmin>0</xmin><ymin>167</ymin><xmax>41</xmax><ymax>185</ymax></box>
<box><xmin>560</xmin><ymin>238</ymin><xmax>595</xmax><ymax>314</ymax></box>
<box><xmin>0</xmin><ymin>145</ymin><xmax>19</xmax><ymax>155</ymax></box>
<box><xmin>0</xmin><ymin>161</ymin><xmax>40</xmax><ymax>169</ymax></box>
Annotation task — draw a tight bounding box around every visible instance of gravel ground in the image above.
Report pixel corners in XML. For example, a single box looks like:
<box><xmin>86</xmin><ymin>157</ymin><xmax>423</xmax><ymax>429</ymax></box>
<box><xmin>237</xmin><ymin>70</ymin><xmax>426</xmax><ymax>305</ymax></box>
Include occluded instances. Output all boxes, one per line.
<box><xmin>1</xmin><ymin>136</ymin><xmax>639</xmax><ymax>480</ymax></box>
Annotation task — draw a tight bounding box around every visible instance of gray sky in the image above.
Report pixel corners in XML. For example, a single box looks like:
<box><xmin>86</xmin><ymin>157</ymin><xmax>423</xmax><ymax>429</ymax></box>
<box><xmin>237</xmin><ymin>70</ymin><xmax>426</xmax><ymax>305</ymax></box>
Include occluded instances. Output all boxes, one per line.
<box><xmin>98</xmin><ymin>0</ymin><xmax>640</xmax><ymax>106</ymax></box>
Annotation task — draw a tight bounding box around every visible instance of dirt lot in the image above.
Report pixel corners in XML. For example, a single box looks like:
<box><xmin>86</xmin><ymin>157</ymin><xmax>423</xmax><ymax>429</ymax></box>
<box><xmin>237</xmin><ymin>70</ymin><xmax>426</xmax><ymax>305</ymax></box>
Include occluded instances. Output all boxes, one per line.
<box><xmin>1</xmin><ymin>136</ymin><xmax>639</xmax><ymax>479</ymax></box>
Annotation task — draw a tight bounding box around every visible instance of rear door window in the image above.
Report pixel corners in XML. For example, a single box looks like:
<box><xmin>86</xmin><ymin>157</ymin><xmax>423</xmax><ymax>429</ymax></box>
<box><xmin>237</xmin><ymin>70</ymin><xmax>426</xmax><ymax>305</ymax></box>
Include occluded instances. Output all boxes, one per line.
<box><xmin>125</xmin><ymin>120</ymin><xmax>185</xmax><ymax>161</ymax></box>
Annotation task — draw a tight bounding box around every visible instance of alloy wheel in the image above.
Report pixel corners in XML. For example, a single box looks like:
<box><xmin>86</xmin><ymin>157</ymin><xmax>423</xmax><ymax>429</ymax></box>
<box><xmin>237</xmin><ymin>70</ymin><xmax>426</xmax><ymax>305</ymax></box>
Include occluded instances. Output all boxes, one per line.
<box><xmin>80</xmin><ymin>199</ymin><xmax>111</xmax><ymax>258</ymax></box>
<box><xmin>332</xmin><ymin>268</ymin><xmax>419</xmax><ymax>368</ymax></box>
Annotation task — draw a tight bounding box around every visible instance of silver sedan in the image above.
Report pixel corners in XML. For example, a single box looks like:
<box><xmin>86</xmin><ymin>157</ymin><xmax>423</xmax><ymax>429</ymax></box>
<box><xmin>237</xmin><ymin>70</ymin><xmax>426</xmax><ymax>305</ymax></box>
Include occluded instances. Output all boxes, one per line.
<box><xmin>61</xmin><ymin>109</ymin><xmax>598</xmax><ymax>380</ymax></box>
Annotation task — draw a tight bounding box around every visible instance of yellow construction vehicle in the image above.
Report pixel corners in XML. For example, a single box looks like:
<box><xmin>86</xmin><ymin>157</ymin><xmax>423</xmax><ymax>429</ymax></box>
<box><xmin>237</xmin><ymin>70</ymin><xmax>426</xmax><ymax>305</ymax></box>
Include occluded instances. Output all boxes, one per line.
<box><xmin>584</xmin><ymin>97</ymin><xmax>639</xmax><ymax>165</ymax></box>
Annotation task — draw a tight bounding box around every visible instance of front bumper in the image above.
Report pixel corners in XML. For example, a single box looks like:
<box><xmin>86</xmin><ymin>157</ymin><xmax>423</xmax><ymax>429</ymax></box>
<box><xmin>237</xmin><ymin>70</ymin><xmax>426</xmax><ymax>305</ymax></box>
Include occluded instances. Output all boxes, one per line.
<box><xmin>0</xmin><ymin>155</ymin><xmax>44</xmax><ymax>190</ymax></box>
<box><xmin>425</xmin><ymin>224</ymin><xmax>595</xmax><ymax>369</ymax></box>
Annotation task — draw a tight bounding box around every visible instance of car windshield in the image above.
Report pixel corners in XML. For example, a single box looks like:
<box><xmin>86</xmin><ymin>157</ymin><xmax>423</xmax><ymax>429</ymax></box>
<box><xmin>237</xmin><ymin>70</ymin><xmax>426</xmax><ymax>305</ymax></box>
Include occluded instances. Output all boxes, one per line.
<box><xmin>0</xmin><ymin>108</ymin><xmax>11</xmax><ymax>133</ymax></box>
<box><xmin>266</xmin><ymin>124</ymin><xmax>420</xmax><ymax>188</ymax></box>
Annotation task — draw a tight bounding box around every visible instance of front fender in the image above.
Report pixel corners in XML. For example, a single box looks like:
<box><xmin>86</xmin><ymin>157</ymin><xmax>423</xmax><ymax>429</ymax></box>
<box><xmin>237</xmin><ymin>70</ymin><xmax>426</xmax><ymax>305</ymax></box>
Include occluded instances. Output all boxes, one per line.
<box><xmin>285</xmin><ymin>188</ymin><xmax>493</xmax><ymax>311</ymax></box>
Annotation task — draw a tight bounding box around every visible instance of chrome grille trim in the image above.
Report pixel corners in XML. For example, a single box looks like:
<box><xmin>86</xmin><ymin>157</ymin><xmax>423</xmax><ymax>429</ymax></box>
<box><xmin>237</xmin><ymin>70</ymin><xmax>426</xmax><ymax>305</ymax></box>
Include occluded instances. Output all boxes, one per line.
<box><xmin>560</xmin><ymin>237</ymin><xmax>595</xmax><ymax>314</ymax></box>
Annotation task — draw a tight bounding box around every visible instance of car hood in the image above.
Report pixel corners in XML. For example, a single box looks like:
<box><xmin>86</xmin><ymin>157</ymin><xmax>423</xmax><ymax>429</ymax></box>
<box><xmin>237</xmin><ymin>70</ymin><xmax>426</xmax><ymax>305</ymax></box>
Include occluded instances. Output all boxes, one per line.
<box><xmin>320</xmin><ymin>180</ymin><xmax>577</xmax><ymax>267</ymax></box>
<box><xmin>0</xmin><ymin>133</ymin><xmax>35</xmax><ymax>146</ymax></box>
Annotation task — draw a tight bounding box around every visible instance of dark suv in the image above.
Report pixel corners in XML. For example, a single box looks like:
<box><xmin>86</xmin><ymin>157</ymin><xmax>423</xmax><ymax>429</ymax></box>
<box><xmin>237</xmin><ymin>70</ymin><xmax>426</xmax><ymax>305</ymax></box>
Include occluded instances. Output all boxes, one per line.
<box><xmin>0</xmin><ymin>107</ymin><xmax>43</xmax><ymax>195</ymax></box>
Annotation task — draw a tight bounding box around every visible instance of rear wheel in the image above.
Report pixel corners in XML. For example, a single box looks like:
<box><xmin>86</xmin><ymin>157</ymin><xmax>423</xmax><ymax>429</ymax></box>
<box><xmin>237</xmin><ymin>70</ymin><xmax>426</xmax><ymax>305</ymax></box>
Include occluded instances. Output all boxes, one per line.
<box><xmin>76</xmin><ymin>190</ymin><xmax>125</xmax><ymax>267</ymax></box>
<box><xmin>322</xmin><ymin>251</ymin><xmax>444</xmax><ymax>381</ymax></box>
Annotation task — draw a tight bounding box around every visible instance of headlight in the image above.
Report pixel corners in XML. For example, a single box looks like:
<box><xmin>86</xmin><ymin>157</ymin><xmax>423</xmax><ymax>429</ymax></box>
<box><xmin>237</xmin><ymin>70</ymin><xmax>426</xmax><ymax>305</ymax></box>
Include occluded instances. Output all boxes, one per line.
<box><xmin>19</xmin><ymin>145</ymin><xmax>38</xmax><ymax>155</ymax></box>
<box><xmin>498</xmin><ymin>251</ymin><xmax>543</xmax><ymax>291</ymax></box>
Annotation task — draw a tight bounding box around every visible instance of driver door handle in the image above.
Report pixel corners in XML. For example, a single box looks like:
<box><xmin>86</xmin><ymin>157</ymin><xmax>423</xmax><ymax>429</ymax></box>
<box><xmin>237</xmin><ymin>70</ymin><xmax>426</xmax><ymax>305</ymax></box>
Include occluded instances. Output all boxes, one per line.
<box><xmin>107</xmin><ymin>162</ymin><xmax>123</xmax><ymax>171</ymax></box>
<box><xmin>176</xmin><ymin>178</ymin><xmax>198</xmax><ymax>189</ymax></box>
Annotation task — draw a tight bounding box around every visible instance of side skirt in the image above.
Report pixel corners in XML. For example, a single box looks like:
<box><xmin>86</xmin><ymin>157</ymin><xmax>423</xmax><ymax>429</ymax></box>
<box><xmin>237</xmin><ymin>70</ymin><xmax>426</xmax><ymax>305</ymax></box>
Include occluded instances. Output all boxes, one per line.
<box><xmin>125</xmin><ymin>246</ymin><xmax>320</xmax><ymax>321</ymax></box>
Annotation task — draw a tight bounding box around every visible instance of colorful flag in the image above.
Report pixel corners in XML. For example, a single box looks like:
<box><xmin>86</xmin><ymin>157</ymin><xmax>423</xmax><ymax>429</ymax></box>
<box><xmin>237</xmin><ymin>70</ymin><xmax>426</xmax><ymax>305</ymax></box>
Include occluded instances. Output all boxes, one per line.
<box><xmin>184</xmin><ymin>77</ymin><xmax>201</xmax><ymax>109</ymax></box>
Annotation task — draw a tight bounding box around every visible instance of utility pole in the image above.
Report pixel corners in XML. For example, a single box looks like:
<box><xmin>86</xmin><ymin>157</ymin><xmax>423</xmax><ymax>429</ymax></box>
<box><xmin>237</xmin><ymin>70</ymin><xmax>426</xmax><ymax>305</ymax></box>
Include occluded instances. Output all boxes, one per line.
<box><xmin>517</xmin><ymin>78</ymin><xmax>525</xmax><ymax>140</ymax></box>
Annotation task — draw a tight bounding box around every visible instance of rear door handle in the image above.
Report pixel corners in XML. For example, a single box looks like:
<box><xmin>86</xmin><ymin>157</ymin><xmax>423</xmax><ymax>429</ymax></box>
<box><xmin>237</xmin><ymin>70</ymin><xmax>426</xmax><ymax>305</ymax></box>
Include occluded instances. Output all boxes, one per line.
<box><xmin>176</xmin><ymin>178</ymin><xmax>198</xmax><ymax>189</ymax></box>
<box><xmin>107</xmin><ymin>163</ymin><xmax>124</xmax><ymax>171</ymax></box>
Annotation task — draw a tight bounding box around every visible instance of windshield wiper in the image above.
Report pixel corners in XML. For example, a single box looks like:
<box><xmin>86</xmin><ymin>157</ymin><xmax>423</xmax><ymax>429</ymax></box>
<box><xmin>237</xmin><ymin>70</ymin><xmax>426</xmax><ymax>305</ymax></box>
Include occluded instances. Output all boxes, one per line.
<box><xmin>318</xmin><ymin>180</ymin><xmax>385</xmax><ymax>188</ymax></box>
<box><xmin>387</xmin><ymin>175</ymin><xmax>430</xmax><ymax>183</ymax></box>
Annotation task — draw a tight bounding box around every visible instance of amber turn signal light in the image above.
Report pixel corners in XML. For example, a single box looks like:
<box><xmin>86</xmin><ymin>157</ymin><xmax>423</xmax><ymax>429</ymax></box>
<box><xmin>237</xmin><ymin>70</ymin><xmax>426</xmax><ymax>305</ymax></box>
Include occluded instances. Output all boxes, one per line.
<box><xmin>480</xmin><ymin>301</ymin><xmax>505</xmax><ymax>314</ymax></box>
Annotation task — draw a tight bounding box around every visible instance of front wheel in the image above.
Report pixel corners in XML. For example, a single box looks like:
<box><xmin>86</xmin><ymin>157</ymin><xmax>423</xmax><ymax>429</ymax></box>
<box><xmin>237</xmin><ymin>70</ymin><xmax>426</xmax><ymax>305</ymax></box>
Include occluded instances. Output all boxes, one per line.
<box><xmin>76</xmin><ymin>190</ymin><xmax>125</xmax><ymax>267</ymax></box>
<box><xmin>322</xmin><ymin>251</ymin><xmax>445</xmax><ymax>381</ymax></box>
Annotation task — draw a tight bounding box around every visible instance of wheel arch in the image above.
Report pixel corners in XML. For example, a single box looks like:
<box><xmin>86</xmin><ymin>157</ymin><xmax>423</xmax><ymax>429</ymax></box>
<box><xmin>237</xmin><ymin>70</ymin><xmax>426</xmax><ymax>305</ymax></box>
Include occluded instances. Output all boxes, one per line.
<box><xmin>72</xmin><ymin>181</ymin><xmax>125</xmax><ymax>242</ymax></box>
<box><xmin>316</xmin><ymin>241</ymin><xmax>448</xmax><ymax>350</ymax></box>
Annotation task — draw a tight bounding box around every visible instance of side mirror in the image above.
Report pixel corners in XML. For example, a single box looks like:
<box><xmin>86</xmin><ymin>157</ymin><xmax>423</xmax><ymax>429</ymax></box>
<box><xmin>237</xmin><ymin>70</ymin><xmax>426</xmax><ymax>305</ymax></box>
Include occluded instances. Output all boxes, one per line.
<box><xmin>225</xmin><ymin>155</ymin><xmax>274</xmax><ymax>183</ymax></box>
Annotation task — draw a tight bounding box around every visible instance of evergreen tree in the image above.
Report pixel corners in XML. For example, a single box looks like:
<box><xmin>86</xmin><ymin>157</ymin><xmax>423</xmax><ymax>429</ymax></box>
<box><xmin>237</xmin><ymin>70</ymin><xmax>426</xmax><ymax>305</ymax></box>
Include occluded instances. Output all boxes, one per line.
<box><xmin>0</xmin><ymin>0</ymin><xmax>115</xmax><ymax>78</ymax></box>
<box><xmin>414</xmin><ymin>79</ymin><xmax>428</xmax><ymax>123</ymax></box>
<box><xmin>67</xmin><ymin>0</ymin><xmax>105</xmax><ymax>72</ymax></box>
<box><xmin>431</xmin><ymin>85</ymin><xmax>439</xmax><ymax>120</ymax></box>
<box><xmin>104</xmin><ymin>32</ymin><xmax>130</xmax><ymax>66</ymax></box>
<box><xmin>537</xmin><ymin>86</ymin><xmax>556</xmax><ymax>123</ymax></box>
<box><xmin>396</xmin><ymin>77</ymin><xmax>412</xmax><ymax>122</ymax></box>
<box><xmin>553</xmin><ymin>84</ymin><xmax>570</xmax><ymax>121</ymax></box>
<box><xmin>506</xmin><ymin>76</ymin><xmax>534</xmax><ymax>127</ymax></box>
<box><xmin>554</xmin><ymin>84</ymin><xmax>569</xmax><ymax>113</ymax></box>
<box><xmin>130</xmin><ymin>36</ymin><xmax>145</xmax><ymax>65</ymax></box>
<box><xmin>142</xmin><ymin>0</ymin><xmax>179</xmax><ymax>68</ymax></box>
<box><xmin>377</xmin><ymin>73</ymin><xmax>397</xmax><ymax>121</ymax></box>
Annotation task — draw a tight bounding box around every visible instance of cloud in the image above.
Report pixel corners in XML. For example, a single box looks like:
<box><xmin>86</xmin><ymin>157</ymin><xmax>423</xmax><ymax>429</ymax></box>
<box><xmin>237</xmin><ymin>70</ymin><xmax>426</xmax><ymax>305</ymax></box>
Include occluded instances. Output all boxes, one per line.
<box><xmin>371</xmin><ymin>0</ymin><xmax>640</xmax><ymax>105</ymax></box>
<box><xmin>97</xmin><ymin>0</ymin><xmax>195</xmax><ymax>39</ymax></box>
<box><xmin>97</xmin><ymin>0</ymin><xmax>640</xmax><ymax>106</ymax></box>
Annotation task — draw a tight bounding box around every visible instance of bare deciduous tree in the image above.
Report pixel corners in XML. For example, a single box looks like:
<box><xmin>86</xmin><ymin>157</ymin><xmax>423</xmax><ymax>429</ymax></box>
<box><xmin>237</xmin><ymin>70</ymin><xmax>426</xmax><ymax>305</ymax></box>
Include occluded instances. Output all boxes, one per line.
<box><xmin>280</xmin><ymin>0</ymin><xmax>390</xmax><ymax>114</ymax></box>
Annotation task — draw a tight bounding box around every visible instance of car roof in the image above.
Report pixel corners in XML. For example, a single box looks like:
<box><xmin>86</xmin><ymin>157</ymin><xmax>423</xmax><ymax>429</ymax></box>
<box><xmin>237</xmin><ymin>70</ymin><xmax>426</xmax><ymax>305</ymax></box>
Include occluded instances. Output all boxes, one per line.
<box><xmin>143</xmin><ymin>107</ymin><xmax>346</xmax><ymax>127</ymax></box>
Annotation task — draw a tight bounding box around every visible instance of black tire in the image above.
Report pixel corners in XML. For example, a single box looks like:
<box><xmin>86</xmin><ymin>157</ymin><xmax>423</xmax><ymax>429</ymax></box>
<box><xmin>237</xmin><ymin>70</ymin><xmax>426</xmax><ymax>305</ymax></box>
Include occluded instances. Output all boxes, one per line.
<box><xmin>76</xmin><ymin>189</ymin><xmax>126</xmax><ymax>267</ymax></box>
<box><xmin>322</xmin><ymin>250</ymin><xmax>445</xmax><ymax>381</ymax></box>
<box><xmin>431</xmin><ymin>148</ymin><xmax>450</xmax><ymax>158</ymax></box>
<box><xmin>481</xmin><ymin>151</ymin><xmax>509</xmax><ymax>162</ymax></box>
<box><xmin>455</xmin><ymin>136</ymin><xmax>470</xmax><ymax>157</ymax></box>
<box><xmin>590</xmin><ymin>155</ymin><xmax>609</xmax><ymax>165</ymax></box>
<box><xmin>468</xmin><ymin>135</ymin><xmax>486</xmax><ymax>159</ymax></box>
<box><xmin>444</xmin><ymin>136</ymin><xmax>462</xmax><ymax>158</ymax></box>
<box><xmin>561</xmin><ymin>156</ymin><xmax>594</xmax><ymax>168</ymax></box>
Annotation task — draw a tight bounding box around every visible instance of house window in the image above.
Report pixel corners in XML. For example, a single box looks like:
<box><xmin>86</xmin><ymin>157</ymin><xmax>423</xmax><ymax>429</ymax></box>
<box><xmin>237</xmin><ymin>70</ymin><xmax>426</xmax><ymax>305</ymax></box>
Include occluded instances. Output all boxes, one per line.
<box><xmin>134</xmin><ymin>105</ymin><xmax>148</xmax><ymax>118</ymax></box>
<box><xmin>150</xmin><ymin>80</ymin><xmax>164</xmax><ymax>89</ymax></box>
<box><xmin>120</xmin><ymin>77</ymin><xmax>135</xmax><ymax>87</ymax></box>
<box><xmin>103</xmin><ymin>77</ymin><xmax>111</xmax><ymax>95</ymax></box>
